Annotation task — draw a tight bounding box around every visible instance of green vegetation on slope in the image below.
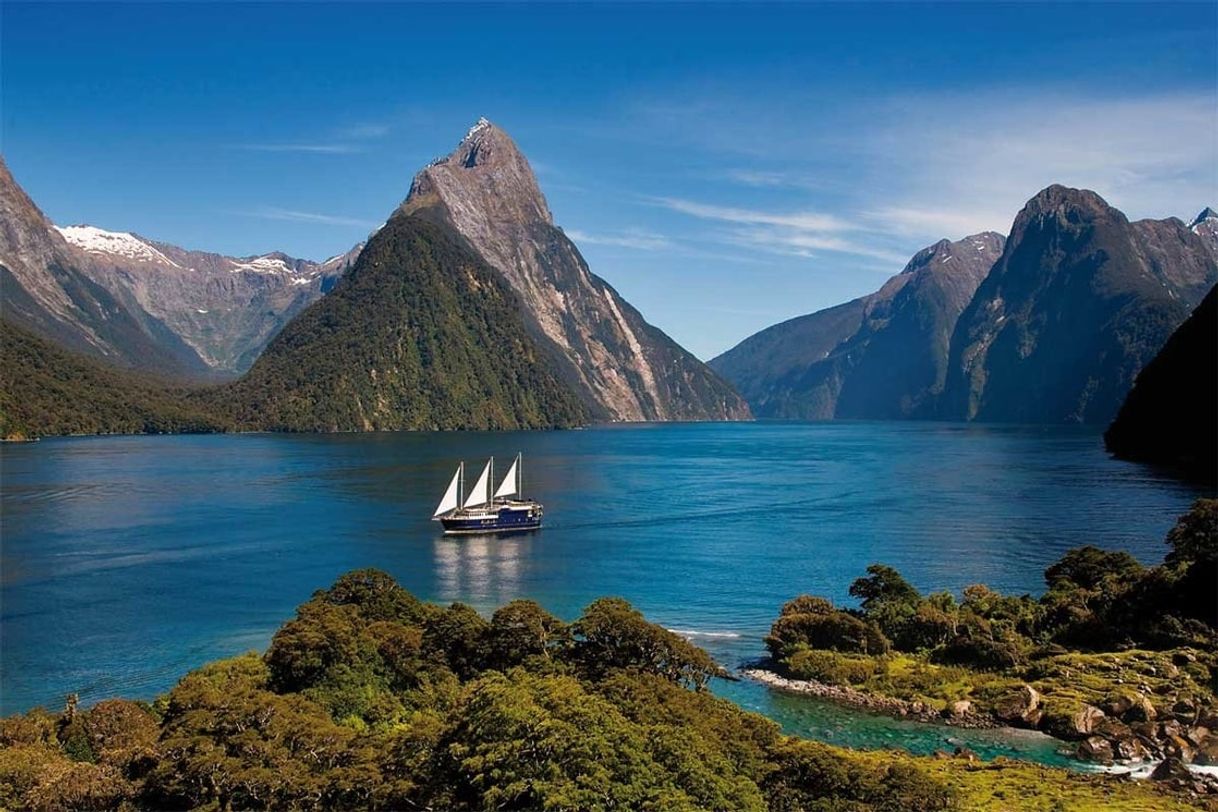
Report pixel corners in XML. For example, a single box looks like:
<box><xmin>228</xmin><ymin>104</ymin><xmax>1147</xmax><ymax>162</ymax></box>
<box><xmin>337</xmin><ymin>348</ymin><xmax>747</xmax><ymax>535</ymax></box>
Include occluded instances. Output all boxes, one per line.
<box><xmin>766</xmin><ymin>499</ymin><xmax>1218</xmax><ymax>766</ymax></box>
<box><xmin>2</xmin><ymin>569</ymin><xmax>1200</xmax><ymax>811</ymax></box>
<box><xmin>211</xmin><ymin>213</ymin><xmax>587</xmax><ymax>432</ymax></box>
<box><xmin>0</xmin><ymin>319</ymin><xmax>229</xmax><ymax>439</ymax></box>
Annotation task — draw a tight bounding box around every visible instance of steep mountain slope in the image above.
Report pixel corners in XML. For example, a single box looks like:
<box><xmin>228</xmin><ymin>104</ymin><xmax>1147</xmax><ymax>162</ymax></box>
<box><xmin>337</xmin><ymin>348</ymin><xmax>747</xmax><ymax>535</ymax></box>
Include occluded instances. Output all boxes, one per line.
<box><xmin>60</xmin><ymin>224</ymin><xmax>361</xmax><ymax>375</ymax></box>
<box><xmin>1104</xmin><ymin>284</ymin><xmax>1217</xmax><ymax>482</ymax></box>
<box><xmin>399</xmin><ymin>119</ymin><xmax>749</xmax><ymax>422</ymax></box>
<box><xmin>215</xmin><ymin>213</ymin><xmax>587</xmax><ymax>432</ymax></box>
<box><xmin>0</xmin><ymin>158</ymin><xmax>210</xmax><ymax>377</ymax></box>
<box><xmin>0</xmin><ymin>319</ymin><xmax>228</xmax><ymax>439</ymax></box>
<box><xmin>710</xmin><ymin>233</ymin><xmax>1004</xmax><ymax>419</ymax></box>
<box><xmin>938</xmin><ymin>186</ymin><xmax>1217</xmax><ymax>424</ymax></box>
<box><xmin>1</xmin><ymin>157</ymin><xmax>362</xmax><ymax>379</ymax></box>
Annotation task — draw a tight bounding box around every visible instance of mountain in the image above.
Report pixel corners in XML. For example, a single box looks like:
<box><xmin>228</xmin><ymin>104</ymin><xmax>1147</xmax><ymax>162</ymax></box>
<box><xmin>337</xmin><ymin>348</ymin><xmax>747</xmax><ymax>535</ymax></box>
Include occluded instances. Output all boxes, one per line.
<box><xmin>710</xmin><ymin>233</ymin><xmax>1005</xmax><ymax>419</ymax></box>
<box><xmin>0</xmin><ymin>157</ymin><xmax>210</xmax><ymax>377</ymax></box>
<box><xmin>938</xmin><ymin>186</ymin><xmax>1217</xmax><ymax>424</ymax></box>
<box><xmin>1104</xmin><ymin>284</ymin><xmax>1217</xmax><ymax>482</ymax></box>
<box><xmin>215</xmin><ymin>213</ymin><xmax>587</xmax><ymax>432</ymax></box>
<box><xmin>58</xmin><ymin>224</ymin><xmax>362</xmax><ymax>375</ymax></box>
<box><xmin>398</xmin><ymin>118</ymin><xmax>749</xmax><ymax>422</ymax></box>
<box><xmin>1190</xmin><ymin>207</ymin><xmax>1218</xmax><ymax>261</ymax></box>
<box><xmin>0</xmin><ymin>319</ymin><xmax>228</xmax><ymax>439</ymax></box>
<box><xmin>0</xmin><ymin>156</ymin><xmax>362</xmax><ymax>379</ymax></box>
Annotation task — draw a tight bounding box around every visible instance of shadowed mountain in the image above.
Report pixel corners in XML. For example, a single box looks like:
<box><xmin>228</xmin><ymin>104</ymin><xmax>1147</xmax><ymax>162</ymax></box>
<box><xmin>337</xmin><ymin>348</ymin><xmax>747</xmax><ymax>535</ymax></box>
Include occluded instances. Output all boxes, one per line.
<box><xmin>1104</xmin><ymin>284</ymin><xmax>1217</xmax><ymax>483</ymax></box>
<box><xmin>399</xmin><ymin>118</ymin><xmax>749</xmax><ymax>422</ymax></box>
<box><xmin>937</xmin><ymin>186</ymin><xmax>1216</xmax><ymax>424</ymax></box>
<box><xmin>710</xmin><ymin>233</ymin><xmax>1005</xmax><ymax>419</ymax></box>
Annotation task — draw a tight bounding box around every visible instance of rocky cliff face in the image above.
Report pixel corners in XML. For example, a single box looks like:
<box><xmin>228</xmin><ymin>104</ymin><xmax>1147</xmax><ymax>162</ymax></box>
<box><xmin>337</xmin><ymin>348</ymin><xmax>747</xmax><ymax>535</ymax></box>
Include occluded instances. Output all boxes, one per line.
<box><xmin>938</xmin><ymin>186</ymin><xmax>1217</xmax><ymax>424</ymax></box>
<box><xmin>59</xmin><ymin>225</ymin><xmax>361</xmax><ymax>375</ymax></box>
<box><xmin>710</xmin><ymin>233</ymin><xmax>1005</xmax><ymax>419</ymax></box>
<box><xmin>398</xmin><ymin>119</ymin><xmax>750</xmax><ymax>422</ymax></box>
<box><xmin>1</xmin><ymin>158</ymin><xmax>363</xmax><ymax>378</ymax></box>
<box><xmin>0</xmin><ymin>158</ymin><xmax>209</xmax><ymax>377</ymax></box>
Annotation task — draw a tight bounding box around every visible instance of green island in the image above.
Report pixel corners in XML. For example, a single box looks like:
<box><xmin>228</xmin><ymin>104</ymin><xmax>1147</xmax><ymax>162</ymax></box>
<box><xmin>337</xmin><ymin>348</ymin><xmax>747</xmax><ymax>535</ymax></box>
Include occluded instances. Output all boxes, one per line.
<box><xmin>3</xmin><ymin>502</ymin><xmax>1216</xmax><ymax>812</ymax></box>
<box><xmin>757</xmin><ymin>499</ymin><xmax>1217</xmax><ymax>790</ymax></box>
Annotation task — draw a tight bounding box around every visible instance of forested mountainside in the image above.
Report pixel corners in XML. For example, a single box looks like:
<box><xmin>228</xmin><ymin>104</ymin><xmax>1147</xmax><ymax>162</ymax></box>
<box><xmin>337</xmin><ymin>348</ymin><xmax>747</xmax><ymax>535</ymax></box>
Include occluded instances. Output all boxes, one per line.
<box><xmin>213</xmin><ymin>213</ymin><xmax>588</xmax><ymax>432</ymax></box>
<box><xmin>1105</xmin><ymin>284</ymin><xmax>1217</xmax><ymax>482</ymax></box>
<box><xmin>399</xmin><ymin>118</ymin><xmax>750</xmax><ymax>422</ymax></box>
<box><xmin>0</xmin><ymin>320</ymin><xmax>228</xmax><ymax>439</ymax></box>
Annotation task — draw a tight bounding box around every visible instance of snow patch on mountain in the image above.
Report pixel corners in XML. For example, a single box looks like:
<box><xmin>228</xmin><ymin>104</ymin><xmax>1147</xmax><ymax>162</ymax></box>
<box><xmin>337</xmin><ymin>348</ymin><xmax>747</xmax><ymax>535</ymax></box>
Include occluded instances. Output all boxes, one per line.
<box><xmin>228</xmin><ymin>255</ymin><xmax>296</xmax><ymax>275</ymax></box>
<box><xmin>55</xmin><ymin>225</ymin><xmax>182</xmax><ymax>268</ymax></box>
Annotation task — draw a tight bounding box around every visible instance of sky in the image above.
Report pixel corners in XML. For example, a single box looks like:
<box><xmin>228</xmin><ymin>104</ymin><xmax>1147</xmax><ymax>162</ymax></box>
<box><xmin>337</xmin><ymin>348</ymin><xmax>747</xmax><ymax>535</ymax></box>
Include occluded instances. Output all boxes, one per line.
<box><xmin>3</xmin><ymin>2</ymin><xmax>1216</xmax><ymax>360</ymax></box>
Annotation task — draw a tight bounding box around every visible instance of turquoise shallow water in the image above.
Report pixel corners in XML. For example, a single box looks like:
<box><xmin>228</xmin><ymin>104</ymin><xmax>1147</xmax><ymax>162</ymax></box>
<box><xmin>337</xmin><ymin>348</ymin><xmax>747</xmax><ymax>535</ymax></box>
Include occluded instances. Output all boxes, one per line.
<box><xmin>0</xmin><ymin>422</ymin><xmax>1206</xmax><ymax>767</ymax></box>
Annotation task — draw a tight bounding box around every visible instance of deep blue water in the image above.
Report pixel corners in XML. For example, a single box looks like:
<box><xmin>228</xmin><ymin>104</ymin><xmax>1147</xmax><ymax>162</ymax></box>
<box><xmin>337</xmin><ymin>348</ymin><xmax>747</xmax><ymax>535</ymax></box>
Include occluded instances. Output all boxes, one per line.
<box><xmin>0</xmin><ymin>423</ymin><xmax>1206</xmax><ymax>767</ymax></box>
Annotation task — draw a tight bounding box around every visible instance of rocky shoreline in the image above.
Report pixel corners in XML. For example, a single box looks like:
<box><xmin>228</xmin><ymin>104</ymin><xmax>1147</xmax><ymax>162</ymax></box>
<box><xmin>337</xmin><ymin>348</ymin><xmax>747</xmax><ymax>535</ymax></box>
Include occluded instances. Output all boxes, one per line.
<box><xmin>743</xmin><ymin>664</ymin><xmax>1218</xmax><ymax>797</ymax></box>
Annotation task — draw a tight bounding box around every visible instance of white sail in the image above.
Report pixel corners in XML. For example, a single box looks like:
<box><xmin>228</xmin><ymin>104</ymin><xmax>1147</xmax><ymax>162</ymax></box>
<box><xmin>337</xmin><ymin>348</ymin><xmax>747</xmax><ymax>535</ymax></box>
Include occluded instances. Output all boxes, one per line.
<box><xmin>463</xmin><ymin>459</ymin><xmax>493</xmax><ymax>508</ymax></box>
<box><xmin>434</xmin><ymin>465</ymin><xmax>462</xmax><ymax>517</ymax></box>
<box><xmin>494</xmin><ymin>455</ymin><xmax>519</xmax><ymax>498</ymax></box>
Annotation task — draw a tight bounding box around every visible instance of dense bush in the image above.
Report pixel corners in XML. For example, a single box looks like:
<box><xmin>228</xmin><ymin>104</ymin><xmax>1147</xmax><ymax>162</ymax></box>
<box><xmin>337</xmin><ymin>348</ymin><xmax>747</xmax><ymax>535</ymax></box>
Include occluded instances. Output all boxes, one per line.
<box><xmin>770</xmin><ymin>499</ymin><xmax>1218</xmax><ymax>681</ymax></box>
<box><xmin>0</xmin><ymin>571</ymin><xmax>963</xmax><ymax>811</ymax></box>
<box><xmin>786</xmin><ymin>649</ymin><xmax>879</xmax><ymax>686</ymax></box>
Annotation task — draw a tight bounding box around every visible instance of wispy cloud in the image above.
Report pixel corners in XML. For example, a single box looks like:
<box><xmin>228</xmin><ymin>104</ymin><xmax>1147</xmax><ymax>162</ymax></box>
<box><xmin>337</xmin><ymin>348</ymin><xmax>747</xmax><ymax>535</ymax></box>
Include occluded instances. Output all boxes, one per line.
<box><xmin>232</xmin><ymin>122</ymin><xmax>390</xmax><ymax>155</ymax></box>
<box><xmin>233</xmin><ymin>143</ymin><xmax>361</xmax><ymax>154</ymax></box>
<box><xmin>239</xmin><ymin>207</ymin><xmax>379</xmax><ymax>228</ymax></box>
<box><xmin>720</xmin><ymin>169</ymin><xmax>827</xmax><ymax>191</ymax></box>
<box><xmin>858</xmin><ymin>90</ymin><xmax>1218</xmax><ymax>239</ymax></box>
<box><xmin>336</xmin><ymin>123</ymin><xmax>390</xmax><ymax>139</ymax></box>
<box><xmin>653</xmin><ymin>197</ymin><xmax>857</xmax><ymax>233</ymax></box>
<box><xmin>650</xmin><ymin>196</ymin><xmax>907</xmax><ymax>265</ymax></box>
<box><xmin>565</xmin><ymin>227</ymin><xmax>672</xmax><ymax>250</ymax></box>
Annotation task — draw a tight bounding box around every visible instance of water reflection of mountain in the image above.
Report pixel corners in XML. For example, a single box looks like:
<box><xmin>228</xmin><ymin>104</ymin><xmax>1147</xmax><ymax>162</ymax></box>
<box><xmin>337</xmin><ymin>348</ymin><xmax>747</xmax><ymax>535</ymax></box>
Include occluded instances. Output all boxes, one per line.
<box><xmin>432</xmin><ymin>535</ymin><xmax>528</xmax><ymax>607</ymax></box>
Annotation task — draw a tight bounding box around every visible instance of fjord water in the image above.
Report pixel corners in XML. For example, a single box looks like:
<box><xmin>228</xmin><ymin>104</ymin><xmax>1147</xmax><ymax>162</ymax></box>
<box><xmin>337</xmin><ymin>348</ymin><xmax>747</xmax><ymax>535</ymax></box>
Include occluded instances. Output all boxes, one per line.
<box><xmin>0</xmin><ymin>423</ymin><xmax>1205</xmax><ymax>766</ymax></box>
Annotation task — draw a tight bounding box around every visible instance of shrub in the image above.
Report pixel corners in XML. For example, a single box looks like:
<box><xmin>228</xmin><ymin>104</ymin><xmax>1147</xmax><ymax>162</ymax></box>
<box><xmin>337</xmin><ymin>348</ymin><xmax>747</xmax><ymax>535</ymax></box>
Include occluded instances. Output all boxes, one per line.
<box><xmin>786</xmin><ymin>650</ymin><xmax>879</xmax><ymax>686</ymax></box>
<box><xmin>767</xmin><ymin>607</ymin><xmax>890</xmax><ymax>658</ymax></box>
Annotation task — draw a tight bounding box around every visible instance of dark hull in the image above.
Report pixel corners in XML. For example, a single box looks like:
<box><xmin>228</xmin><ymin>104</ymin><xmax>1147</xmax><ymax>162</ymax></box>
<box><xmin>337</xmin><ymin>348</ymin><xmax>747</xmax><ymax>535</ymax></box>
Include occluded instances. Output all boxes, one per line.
<box><xmin>439</xmin><ymin>502</ymin><xmax>543</xmax><ymax>535</ymax></box>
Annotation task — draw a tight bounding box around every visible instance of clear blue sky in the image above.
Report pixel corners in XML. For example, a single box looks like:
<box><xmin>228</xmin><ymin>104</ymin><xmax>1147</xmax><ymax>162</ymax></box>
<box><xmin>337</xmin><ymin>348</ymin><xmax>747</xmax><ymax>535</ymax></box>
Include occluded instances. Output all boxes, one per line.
<box><xmin>4</xmin><ymin>2</ymin><xmax>1215</xmax><ymax>359</ymax></box>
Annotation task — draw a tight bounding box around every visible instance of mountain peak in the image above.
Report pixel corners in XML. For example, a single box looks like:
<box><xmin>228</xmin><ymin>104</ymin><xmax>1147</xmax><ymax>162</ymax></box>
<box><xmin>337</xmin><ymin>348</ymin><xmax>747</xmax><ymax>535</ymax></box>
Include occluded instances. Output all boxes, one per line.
<box><xmin>1011</xmin><ymin>185</ymin><xmax>1123</xmax><ymax>238</ymax></box>
<box><xmin>401</xmin><ymin>118</ymin><xmax>552</xmax><ymax>226</ymax></box>
<box><xmin>1024</xmin><ymin>184</ymin><xmax>1111</xmax><ymax>215</ymax></box>
<box><xmin>1190</xmin><ymin>207</ymin><xmax>1217</xmax><ymax>229</ymax></box>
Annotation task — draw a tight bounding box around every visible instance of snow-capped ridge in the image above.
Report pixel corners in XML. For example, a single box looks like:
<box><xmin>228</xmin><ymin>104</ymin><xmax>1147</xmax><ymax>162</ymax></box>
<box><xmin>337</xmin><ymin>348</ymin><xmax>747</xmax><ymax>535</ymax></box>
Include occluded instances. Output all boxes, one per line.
<box><xmin>1189</xmin><ymin>207</ymin><xmax>1217</xmax><ymax>230</ymax></box>
<box><xmin>464</xmin><ymin>116</ymin><xmax>493</xmax><ymax>142</ymax></box>
<box><xmin>55</xmin><ymin>224</ymin><xmax>183</xmax><ymax>268</ymax></box>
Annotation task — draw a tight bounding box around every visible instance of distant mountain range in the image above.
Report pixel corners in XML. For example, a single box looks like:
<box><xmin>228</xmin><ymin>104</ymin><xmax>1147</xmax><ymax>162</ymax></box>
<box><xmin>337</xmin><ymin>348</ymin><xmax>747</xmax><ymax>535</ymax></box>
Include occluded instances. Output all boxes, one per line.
<box><xmin>712</xmin><ymin>187</ymin><xmax>1217</xmax><ymax>427</ymax></box>
<box><xmin>1</xmin><ymin>158</ymin><xmax>362</xmax><ymax>378</ymax></box>
<box><xmin>4</xmin><ymin>124</ymin><xmax>1214</xmax><ymax>439</ymax></box>
<box><xmin>0</xmin><ymin>120</ymin><xmax>748</xmax><ymax>434</ymax></box>
<box><xmin>710</xmin><ymin>232</ymin><xmax>1006</xmax><ymax>419</ymax></box>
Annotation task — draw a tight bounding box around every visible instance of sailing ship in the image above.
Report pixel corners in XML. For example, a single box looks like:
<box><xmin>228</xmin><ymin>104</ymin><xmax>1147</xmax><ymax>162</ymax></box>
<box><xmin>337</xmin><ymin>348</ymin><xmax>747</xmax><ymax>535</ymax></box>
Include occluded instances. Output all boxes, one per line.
<box><xmin>432</xmin><ymin>453</ymin><xmax>543</xmax><ymax>534</ymax></box>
